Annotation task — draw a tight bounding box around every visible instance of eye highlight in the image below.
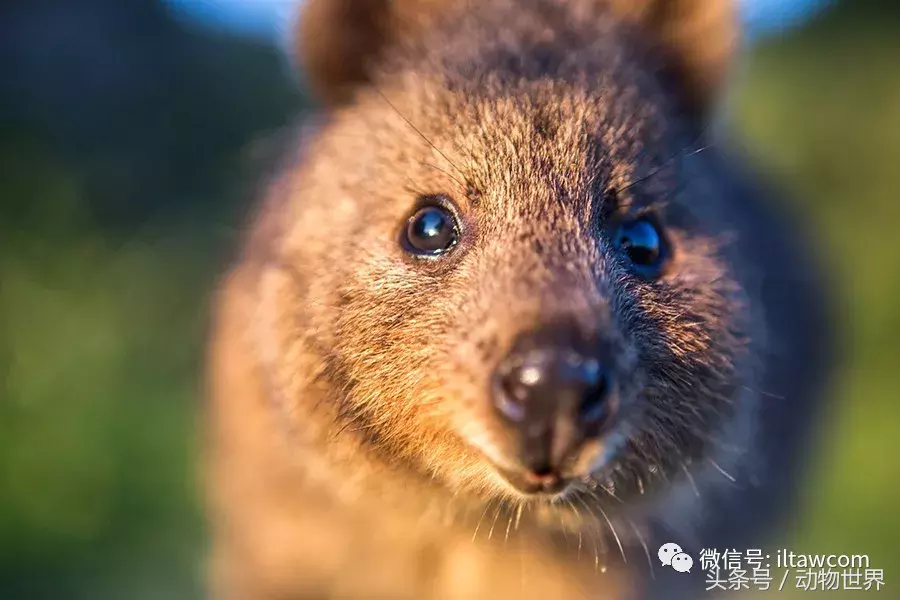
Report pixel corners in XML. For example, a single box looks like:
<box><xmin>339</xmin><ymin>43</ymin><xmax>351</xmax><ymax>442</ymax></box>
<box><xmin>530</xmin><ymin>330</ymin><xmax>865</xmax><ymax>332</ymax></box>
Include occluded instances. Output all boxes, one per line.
<box><xmin>402</xmin><ymin>198</ymin><xmax>460</xmax><ymax>256</ymax></box>
<box><xmin>613</xmin><ymin>217</ymin><xmax>669</xmax><ymax>278</ymax></box>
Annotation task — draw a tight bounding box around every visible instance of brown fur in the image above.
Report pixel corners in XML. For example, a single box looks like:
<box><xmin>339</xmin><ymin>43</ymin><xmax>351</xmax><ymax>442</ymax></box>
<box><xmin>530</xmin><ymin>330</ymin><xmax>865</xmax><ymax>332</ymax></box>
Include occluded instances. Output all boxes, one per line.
<box><xmin>206</xmin><ymin>1</ymin><xmax>831</xmax><ymax>599</ymax></box>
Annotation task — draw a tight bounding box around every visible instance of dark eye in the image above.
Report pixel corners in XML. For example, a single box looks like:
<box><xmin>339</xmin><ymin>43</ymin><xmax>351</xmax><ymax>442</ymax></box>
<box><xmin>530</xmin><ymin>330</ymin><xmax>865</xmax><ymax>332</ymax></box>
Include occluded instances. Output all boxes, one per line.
<box><xmin>614</xmin><ymin>217</ymin><xmax>667</xmax><ymax>276</ymax></box>
<box><xmin>403</xmin><ymin>203</ymin><xmax>459</xmax><ymax>256</ymax></box>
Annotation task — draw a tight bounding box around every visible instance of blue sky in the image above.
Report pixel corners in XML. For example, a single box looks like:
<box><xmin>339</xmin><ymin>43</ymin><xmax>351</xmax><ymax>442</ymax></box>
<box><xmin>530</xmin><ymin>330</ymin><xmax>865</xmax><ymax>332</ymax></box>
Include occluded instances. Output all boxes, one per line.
<box><xmin>166</xmin><ymin>0</ymin><xmax>834</xmax><ymax>44</ymax></box>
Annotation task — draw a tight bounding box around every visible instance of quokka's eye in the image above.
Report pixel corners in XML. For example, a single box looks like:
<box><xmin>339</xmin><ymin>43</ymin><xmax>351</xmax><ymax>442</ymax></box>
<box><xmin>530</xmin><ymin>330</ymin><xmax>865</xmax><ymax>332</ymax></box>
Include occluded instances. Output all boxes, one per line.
<box><xmin>614</xmin><ymin>217</ymin><xmax>669</xmax><ymax>278</ymax></box>
<box><xmin>402</xmin><ymin>198</ymin><xmax>460</xmax><ymax>256</ymax></box>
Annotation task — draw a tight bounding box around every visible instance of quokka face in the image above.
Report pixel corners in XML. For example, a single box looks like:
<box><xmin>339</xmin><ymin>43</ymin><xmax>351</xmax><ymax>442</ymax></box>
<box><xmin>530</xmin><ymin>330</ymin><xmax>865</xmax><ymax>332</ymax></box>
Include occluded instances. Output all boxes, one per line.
<box><xmin>255</xmin><ymin>0</ymin><xmax>763</xmax><ymax>511</ymax></box>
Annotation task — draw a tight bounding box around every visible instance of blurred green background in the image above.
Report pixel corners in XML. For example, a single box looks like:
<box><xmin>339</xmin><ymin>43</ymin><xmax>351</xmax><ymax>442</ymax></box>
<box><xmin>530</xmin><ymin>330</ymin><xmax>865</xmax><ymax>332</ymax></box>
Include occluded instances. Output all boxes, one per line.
<box><xmin>1</xmin><ymin>1</ymin><xmax>898</xmax><ymax>598</ymax></box>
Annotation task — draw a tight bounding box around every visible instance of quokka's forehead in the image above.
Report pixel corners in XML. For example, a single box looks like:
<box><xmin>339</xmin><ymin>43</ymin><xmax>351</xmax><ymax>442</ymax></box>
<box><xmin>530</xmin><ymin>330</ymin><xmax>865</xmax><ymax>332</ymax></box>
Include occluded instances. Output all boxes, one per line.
<box><xmin>362</xmin><ymin>0</ymin><xmax>697</xmax><ymax>170</ymax></box>
<box><xmin>382</xmin><ymin>0</ymin><xmax>646</xmax><ymax>85</ymax></box>
<box><xmin>352</xmin><ymin>78</ymin><xmax>691</xmax><ymax>211</ymax></box>
<box><xmin>383</xmin><ymin>55</ymin><xmax>682</xmax><ymax>153</ymax></box>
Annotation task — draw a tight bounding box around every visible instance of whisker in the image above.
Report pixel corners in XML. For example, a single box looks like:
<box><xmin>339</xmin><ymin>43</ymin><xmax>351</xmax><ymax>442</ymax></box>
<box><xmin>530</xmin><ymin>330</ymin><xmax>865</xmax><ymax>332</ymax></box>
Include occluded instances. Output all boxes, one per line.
<box><xmin>472</xmin><ymin>500</ymin><xmax>494</xmax><ymax>542</ymax></box>
<box><xmin>594</xmin><ymin>500</ymin><xmax>626</xmax><ymax>565</ymax></box>
<box><xmin>609</xmin><ymin>127</ymin><xmax>714</xmax><ymax>213</ymax></box>
<box><xmin>742</xmin><ymin>384</ymin><xmax>786</xmax><ymax>400</ymax></box>
<box><xmin>376</xmin><ymin>88</ymin><xmax>465</xmax><ymax>178</ymax></box>
<box><xmin>618</xmin><ymin>133</ymin><xmax>712</xmax><ymax>197</ymax></box>
<box><xmin>420</xmin><ymin>161</ymin><xmax>467</xmax><ymax>189</ymax></box>
<box><xmin>598</xmin><ymin>480</ymin><xmax>625</xmax><ymax>504</ymax></box>
<box><xmin>627</xmin><ymin>517</ymin><xmax>655</xmax><ymax>579</ymax></box>
<box><xmin>487</xmin><ymin>501</ymin><xmax>504</xmax><ymax>541</ymax></box>
<box><xmin>558</xmin><ymin>508</ymin><xmax>570</xmax><ymax>546</ymax></box>
<box><xmin>585</xmin><ymin>483</ymin><xmax>636</xmax><ymax>561</ymax></box>
<box><xmin>708</xmin><ymin>458</ymin><xmax>737</xmax><ymax>483</ymax></box>
<box><xmin>681</xmin><ymin>461</ymin><xmax>702</xmax><ymax>499</ymax></box>
<box><xmin>403</xmin><ymin>177</ymin><xmax>429</xmax><ymax>197</ymax></box>
<box><xmin>572</xmin><ymin>494</ymin><xmax>602</xmax><ymax>573</ymax></box>
<box><xmin>567</xmin><ymin>499</ymin><xmax>584</xmax><ymax>560</ymax></box>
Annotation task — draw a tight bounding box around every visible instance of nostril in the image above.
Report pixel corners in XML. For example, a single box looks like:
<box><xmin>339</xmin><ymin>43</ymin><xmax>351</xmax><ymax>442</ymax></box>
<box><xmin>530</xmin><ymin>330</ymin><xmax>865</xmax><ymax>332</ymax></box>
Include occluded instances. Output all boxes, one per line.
<box><xmin>495</xmin><ymin>362</ymin><xmax>546</xmax><ymax>422</ymax></box>
<box><xmin>495</xmin><ymin>371</ymin><xmax>527</xmax><ymax>423</ymax></box>
<box><xmin>578</xmin><ymin>372</ymin><xmax>610</xmax><ymax>425</ymax></box>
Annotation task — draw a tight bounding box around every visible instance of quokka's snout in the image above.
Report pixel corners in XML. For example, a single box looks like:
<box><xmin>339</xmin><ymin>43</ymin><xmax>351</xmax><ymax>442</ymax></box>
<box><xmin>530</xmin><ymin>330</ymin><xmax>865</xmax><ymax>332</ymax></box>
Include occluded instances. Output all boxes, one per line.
<box><xmin>490</xmin><ymin>320</ymin><xmax>616</xmax><ymax>495</ymax></box>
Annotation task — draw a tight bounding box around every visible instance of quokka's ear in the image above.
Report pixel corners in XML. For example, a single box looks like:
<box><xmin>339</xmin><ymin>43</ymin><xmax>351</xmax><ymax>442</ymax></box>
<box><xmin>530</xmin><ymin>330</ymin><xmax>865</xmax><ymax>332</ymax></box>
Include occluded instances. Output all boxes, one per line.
<box><xmin>607</xmin><ymin>0</ymin><xmax>740</xmax><ymax>121</ymax></box>
<box><xmin>294</xmin><ymin>0</ymin><xmax>444</xmax><ymax>107</ymax></box>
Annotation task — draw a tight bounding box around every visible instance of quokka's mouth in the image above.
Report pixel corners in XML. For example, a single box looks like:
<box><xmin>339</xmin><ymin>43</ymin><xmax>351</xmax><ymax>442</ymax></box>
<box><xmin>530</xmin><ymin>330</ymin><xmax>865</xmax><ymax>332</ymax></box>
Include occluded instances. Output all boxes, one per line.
<box><xmin>493</xmin><ymin>464</ymin><xmax>573</xmax><ymax>497</ymax></box>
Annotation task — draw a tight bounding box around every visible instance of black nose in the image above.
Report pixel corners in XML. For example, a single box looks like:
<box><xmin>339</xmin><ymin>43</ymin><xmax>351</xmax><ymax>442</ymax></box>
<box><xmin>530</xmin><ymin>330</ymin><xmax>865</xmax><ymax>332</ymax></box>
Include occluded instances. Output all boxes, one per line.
<box><xmin>492</xmin><ymin>324</ymin><xmax>614</xmax><ymax>476</ymax></box>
